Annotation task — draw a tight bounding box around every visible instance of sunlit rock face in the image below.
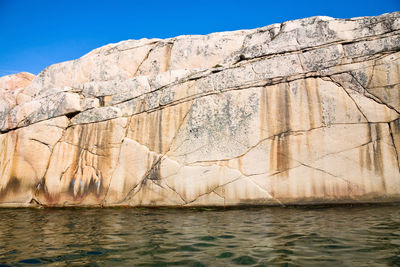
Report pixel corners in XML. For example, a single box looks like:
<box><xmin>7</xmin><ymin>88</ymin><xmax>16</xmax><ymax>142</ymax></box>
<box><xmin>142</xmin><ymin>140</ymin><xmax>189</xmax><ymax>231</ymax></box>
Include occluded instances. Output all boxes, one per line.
<box><xmin>0</xmin><ymin>72</ymin><xmax>35</xmax><ymax>91</ymax></box>
<box><xmin>1</xmin><ymin>12</ymin><xmax>400</xmax><ymax>207</ymax></box>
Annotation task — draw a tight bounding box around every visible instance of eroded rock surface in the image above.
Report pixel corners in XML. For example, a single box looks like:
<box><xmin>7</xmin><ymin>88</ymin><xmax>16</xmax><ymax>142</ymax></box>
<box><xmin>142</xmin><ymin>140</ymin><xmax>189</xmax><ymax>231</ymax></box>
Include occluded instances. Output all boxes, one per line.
<box><xmin>1</xmin><ymin>12</ymin><xmax>400</xmax><ymax>207</ymax></box>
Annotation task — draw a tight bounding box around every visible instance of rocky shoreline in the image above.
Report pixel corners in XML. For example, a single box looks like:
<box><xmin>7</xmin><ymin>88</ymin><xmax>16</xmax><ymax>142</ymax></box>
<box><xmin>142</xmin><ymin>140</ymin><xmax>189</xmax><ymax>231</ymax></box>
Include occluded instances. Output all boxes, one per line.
<box><xmin>1</xmin><ymin>12</ymin><xmax>400</xmax><ymax>207</ymax></box>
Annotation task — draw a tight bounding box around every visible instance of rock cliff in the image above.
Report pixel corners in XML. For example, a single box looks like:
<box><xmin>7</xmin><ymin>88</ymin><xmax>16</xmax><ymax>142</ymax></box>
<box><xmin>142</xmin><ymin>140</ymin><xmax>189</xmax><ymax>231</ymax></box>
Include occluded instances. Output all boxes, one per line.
<box><xmin>1</xmin><ymin>12</ymin><xmax>400</xmax><ymax>207</ymax></box>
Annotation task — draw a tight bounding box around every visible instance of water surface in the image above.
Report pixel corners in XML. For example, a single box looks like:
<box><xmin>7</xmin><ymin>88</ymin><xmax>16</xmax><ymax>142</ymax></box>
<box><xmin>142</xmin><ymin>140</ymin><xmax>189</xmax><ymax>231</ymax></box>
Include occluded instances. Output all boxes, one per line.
<box><xmin>0</xmin><ymin>205</ymin><xmax>399</xmax><ymax>266</ymax></box>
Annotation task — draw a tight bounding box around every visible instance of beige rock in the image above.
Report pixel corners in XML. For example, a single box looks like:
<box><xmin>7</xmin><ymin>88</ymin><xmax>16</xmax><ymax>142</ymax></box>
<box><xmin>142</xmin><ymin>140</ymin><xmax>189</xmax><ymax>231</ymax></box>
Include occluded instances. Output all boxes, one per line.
<box><xmin>0</xmin><ymin>12</ymin><xmax>400</xmax><ymax>207</ymax></box>
<box><xmin>0</xmin><ymin>72</ymin><xmax>35</xmax><ymax>91</ymax></box>
<box><xmin>0</xmin><ymin>116</ymin><xmax>67</xmax><ymax>204</ymax></box>
<box><xmin>0</xmin><ymin>72</ymin><xmax>35</xmax><ymax>131</ymax></box>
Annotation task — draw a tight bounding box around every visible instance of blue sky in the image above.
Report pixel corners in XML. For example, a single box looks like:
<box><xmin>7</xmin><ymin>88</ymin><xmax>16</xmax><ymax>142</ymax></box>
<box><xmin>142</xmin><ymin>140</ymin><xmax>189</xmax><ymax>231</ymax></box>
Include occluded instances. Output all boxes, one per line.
<box><xmin>0</xmin><ymin>0</ymin><xmax>399</xmax><ymax>76</ymax></box>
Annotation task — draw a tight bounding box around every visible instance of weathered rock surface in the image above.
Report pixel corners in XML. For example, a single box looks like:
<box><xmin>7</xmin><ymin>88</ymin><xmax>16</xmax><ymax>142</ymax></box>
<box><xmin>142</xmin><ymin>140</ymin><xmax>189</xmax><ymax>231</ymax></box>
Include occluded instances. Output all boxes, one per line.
<box><xmin>1</xmin><ymin>12</ymin><xmax>400</xmax><ymax>207</ymax></box>
<box><xmin>0</xmin><ymin>72</ymin><xmax>35</xmax><ymax>91</ymax></box>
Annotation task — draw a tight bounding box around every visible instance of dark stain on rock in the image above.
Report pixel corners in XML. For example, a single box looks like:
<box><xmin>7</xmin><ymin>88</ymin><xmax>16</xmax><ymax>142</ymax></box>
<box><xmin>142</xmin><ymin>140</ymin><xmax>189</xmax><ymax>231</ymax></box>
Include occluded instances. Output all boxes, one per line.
<box><xmin>305</xmin><ymin>79</ymin><xmax>316</xmax><ymax>128</ymax></box>
<box><xmin>158</xmin><ymin>111</ymin><xmax>163</xmax><ymax>153</ymax></box>
<box><xmin>360</xmin><ymin>123</ymin><xmax>385</xmax><ymax>184</ymax></box>
<box><xmin>97</xmin><ymin>96</ymin><xmax>105</xmax><ymax>107</ymax></box>
<box><xmin>67</xmin><ymin>176</ymin><xmax>102</xmax><ymax>199</ymax></box>
<box><xmin>273</xmin><ymin>84</ymin><xmax>292</xmax><ymax>173</ymax></box>
<box><xmin>43</xmin><ymin>120</ymin><xmax>124</xmax><ymax>204</ymax></box>
<box><xmin>147</xmin><ymin>158</ymin><xmax>162</xmax><ymax>181</ymax></box>
<box><xmin>278</xmin><ymin>83</ymin><xmax>291</xmax><ymax>133</ymax></box>
<box><xmin>365</xmin><ymin>144</ymin><xmax>373</xmax><ymax>172</ymax></box>
<box><xmin>0</xmin><ymin>177</ymin><xmax>20</xmax><ymax>200</ymax></box>
<box><xmin>259</xmin><ymin>87</ymin><xmax>269</xmax><ymax>139</ymax></box>
<box><xmin>86</xmin><ymin>178</ymin><xmax>101</xmax><ymax>196</ymax></box>
<box><xmin>389</xmin><ymin>119</ymin><xmax>400</xmax><ymax>169</ymax></box>
<box><xmin>371</xmin><ymin>124</ymin><xmax>385</xmax><ymax>180</ymax></box>
<box><xmin>68</xmin><ymin>178</ymin><xmax>76</xmax><ymax>196</ymax></box>
<box><xmin>260</xmin><ymin>84</ymin><xmax>293</xmax><ymax>175</ymax></box>
<box><xmin>38</xmin><ymin>182</ymin><xmax>61</xmax><ymax>206</ymax></box>
<box><xmin>364</xmin><ymin>125</ymin><xmax>373</xmax><ymax>171</ymax></box>
<box><xmin>276</xmin><ymin>134</ymin><xmax>290</xmax><ymax>173</ymax></box>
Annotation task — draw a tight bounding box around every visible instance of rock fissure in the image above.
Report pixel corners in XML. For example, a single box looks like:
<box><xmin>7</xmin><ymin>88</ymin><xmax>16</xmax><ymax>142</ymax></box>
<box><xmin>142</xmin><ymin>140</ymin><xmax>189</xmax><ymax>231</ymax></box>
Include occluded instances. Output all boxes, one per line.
<box><xmin>187</xmin><ymin>122</ymin><xmax>376</xmax><ymax>166</ymax></box>
<box><xmin>28</xmin><ymin>138</ymin><xmax>51</xmax><ymax>150</ymax></box>
<box><xmin>132</xmin><ymin>45</ymin><xmax>158</xmax><ymax>77</ymax></box>
<box><xmin>164</xmin><ymin>182</ymin><xmax>187</xmax><ymax>204</ymax></box>
<box><xmin>326</xmin><ymin>75</ymin><xmax>369</xmax><ymax>121</ymax></box>
<box><xmin>300</xmin><ymin>163</ymin><xmax>358</xmax><ymax>191</ymax></box>
<box><xmin>2</xmin><ymin>53</ymin><xmax>393</xmax><ymax>134</ymax></box>
<box><xmin>388</xmin><ymin>122</ymin><xmax>400</xmax><ymax>172</ymax></box>
<box><xmin>182</xmin><ymin>176</ymin><xmax>244</xmax><ymax>205</ymax></box>
<box><xmin>349</xmin><ymin>72</ymin><xmax>400</xmax><ymax>114</ymax></box>
<box><xmin>61</xmin><ymin>141</ymin><xmax>108</xmax><ymax>157</ymax></box>
<box><xmin>229</xmin><ymin>29</ymin><xmax>400</xmax><ymax>68</ymax></box>
<box><xmin>246</xmin><ymin>177</ymin><xmax>286</xmax><ymax>206</ymax></box>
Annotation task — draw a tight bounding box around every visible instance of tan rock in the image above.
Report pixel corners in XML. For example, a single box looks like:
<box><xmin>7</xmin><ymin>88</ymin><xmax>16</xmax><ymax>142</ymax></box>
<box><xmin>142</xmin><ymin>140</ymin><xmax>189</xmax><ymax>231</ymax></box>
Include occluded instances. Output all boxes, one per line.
<box><xmin>0</xmin><ymin>72</ymin><xmax>35</xmax><ymax>91</ymax></box>
<box><xmin>0</xmin><ymin>12</ymin><xmax>400</xmax><ymax>207</ymax></box>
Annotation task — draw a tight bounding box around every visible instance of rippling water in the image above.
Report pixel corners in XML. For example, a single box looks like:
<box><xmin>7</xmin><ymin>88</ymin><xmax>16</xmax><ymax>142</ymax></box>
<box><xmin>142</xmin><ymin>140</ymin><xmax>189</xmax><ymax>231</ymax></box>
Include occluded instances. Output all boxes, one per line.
<box><xmin>0</xmin><ymin>205</ymin><xmax>400</xmax><ymax>266</ymax></box>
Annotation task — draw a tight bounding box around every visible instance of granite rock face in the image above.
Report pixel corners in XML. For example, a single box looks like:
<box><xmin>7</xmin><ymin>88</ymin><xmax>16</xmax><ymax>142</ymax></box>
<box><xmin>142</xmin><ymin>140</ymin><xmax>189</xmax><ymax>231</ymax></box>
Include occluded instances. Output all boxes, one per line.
<box><xmin>1</xmin><ymin>13</ymin><xmax>400</xmax><ymax>207</ymax></box>
<box><xmin>0</xmin><ymin>72</ymin><xmax>35</xmax><ymax>91</ymax></box>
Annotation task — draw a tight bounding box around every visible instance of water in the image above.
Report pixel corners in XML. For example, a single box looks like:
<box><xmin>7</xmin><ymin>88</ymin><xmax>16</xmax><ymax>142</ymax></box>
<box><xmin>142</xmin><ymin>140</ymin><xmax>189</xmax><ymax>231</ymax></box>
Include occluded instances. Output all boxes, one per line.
<box><xmin>0</xmin><ymin>205</ymin><xmax>399</xmax><ymax>266</ymax></box>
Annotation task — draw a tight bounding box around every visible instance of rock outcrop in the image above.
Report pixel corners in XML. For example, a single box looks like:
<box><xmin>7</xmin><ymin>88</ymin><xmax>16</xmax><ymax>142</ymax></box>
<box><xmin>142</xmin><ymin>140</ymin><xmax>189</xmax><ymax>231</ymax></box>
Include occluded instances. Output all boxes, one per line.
<box><xmin>0</xmin><ymin>72</ymin><xmax>35</xmax><ymax>91</ymax></box>
<box><xmin>1</xmin><ymin>12</ymin><xmax>400</xmax><ymax>207</ymax></box>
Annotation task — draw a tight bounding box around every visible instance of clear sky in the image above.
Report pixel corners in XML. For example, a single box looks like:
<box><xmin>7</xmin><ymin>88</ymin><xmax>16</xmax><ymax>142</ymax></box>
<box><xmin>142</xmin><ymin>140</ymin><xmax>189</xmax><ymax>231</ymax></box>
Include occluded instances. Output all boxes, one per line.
<box><xmin>0</xmin><ymin>0</ymin><xmax>399</xmax><ymax>76</ymax></box>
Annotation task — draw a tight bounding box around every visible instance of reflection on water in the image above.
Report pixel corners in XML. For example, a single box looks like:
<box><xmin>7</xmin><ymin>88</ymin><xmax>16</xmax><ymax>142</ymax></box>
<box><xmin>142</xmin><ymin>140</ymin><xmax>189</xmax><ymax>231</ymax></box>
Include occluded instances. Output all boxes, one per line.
<box><xmin>0</xmin><ymin>205</ymin><xmax>399</xmax><ymax>266</ymax></box>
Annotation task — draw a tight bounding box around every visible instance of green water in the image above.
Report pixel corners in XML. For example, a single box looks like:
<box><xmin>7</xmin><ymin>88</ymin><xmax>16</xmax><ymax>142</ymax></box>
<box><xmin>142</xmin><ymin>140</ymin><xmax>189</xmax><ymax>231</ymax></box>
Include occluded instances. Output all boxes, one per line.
<box><xmin>0</xmin><ymin>205</ymin><xmax>399</xmax><ymax>266</ymax></box>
